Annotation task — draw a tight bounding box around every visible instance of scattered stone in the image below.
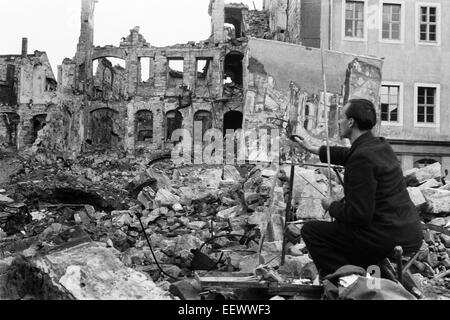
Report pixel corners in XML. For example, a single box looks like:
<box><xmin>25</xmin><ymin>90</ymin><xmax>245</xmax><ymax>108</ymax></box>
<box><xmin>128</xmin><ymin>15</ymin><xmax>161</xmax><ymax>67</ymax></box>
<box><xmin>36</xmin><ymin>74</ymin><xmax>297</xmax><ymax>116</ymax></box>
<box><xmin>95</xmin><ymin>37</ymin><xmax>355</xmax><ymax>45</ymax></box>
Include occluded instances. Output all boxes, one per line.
<box><xmin>112</xmin><ymin>212</ymin><xmax>133</xmax><ymax>228</ymax></box>
<box><xmin>421</xmin><ymin>188</ymin><xmax>450</xmax><ymax>214</ymax></box>
<box><xmin>40</xmin><ymin>223</ymin><xmax>65</xmax><ymax>239</ymax></box>
<box><xmin>248</xmin><ymin>211</ymin><xmax>266</xmax><ymax>228</ymax></box>
<box><xmin>84</xmin><ymin>205</ymin><xmax>96</xmax><ymax>217</ymax></box>
<box><xmin>223</xmin><ymin>165</ymin><xmax>242</xmax><ymax>182</ymax></box>
<box><xmin>30</xmin><ymin>210</ymin><xmax>48</xmax><ymax>221</ymax></box>
<box><xmin>169</xmin><ymin>279</ymin><xmax>201</xmax><ymax>300</ymax></box>
<box><xmin>127</xmin><ymin>172</ymin><xmax>157</xmax><ymax>198</ymax></box>
<box><xmin>146</xmin><ymin>168</ymin><xmax>172</xmax><ymax>190</ymax></box>
<box><xmin>289</xmin><ymin>243</ymin><xmax>306</xmax><ymax>256</ymax></box>
<box><xmin>245</xmin><ymin>192</ymin><xmax>262</xmax><ymax>205</ymax></box>
<box><xmin>217</xmin><ymin>206</ymin><xmax>241</xmax><ymax>220</ymax></box>
<box><xmin>137</xmin><ymin>187</ymin><xmax>156</xmax><ymax>210</ymax></box>
<box><xmin>239</xmin><ymin>254</ymin><xmax>261</xmax><ymax>272</ymax></box>
<box><xmin>278</xmin><ymin>255</ymin><xmax>313</xmax><ymax>277</ymax></box>
<box><xmin>188</xmin><ymin>221</ymin><xmax>207</xmax><ymax>230</ymax></box>
<box><xmin>418</xmin><ymin>179</ymin><xmax>442</xmax><ymax>190</ymax></box>
<box><xmin>13</xmin><ymin>242</ymin><xmax>175</xmax><ymax>300</ymax></box>
<box><xmin>200</xmin><ymin>169</ymin><xmax>223</xmax><ymax>189</ymax></box>
<box><xmin>174</xmin><ymin>234</ymin><xmax>203</xmax><ymax>254</ymax></box>
<box><xmin>0</xmin><ymin>195</ymin><xmax>14</xmax><ymax>204</ymax></box>
<box><xmin>407</xmin><ymin>187</ymin><xmax>427</xmax><ymax>209</ymax></box>
<box><xmin>440</xmin><ymin>234</ymin><xmax>450</xmax><ymax>248</ymax></box>
<box><xmin>429</xmin><ymin>218</ymin><xmax>449</xmax><ymax>227</ymax></box>
<box><xmin>74</xmin><ymin>211</ymin><xmax>91</xmax><ymax>225</ymax></box>
<box><xmin>221</xmin><ymin>196</ymin><xmax>239</xmax><ymax>206</ymax></box>
<box><xmin>163</xmin><ymin>265</ymin><xmax>182</xmax><ymax>278</ymax></box>
<box><xmin>155</xmin><ymin>189</ymin><xmax>181</xmax><ymax>207</ymax></box>
<box><xmin>173</xmin><ymin>203</ymin><xmax>183</xmax><ymax>212</ymax></box>
<box><xmin>415</xmin><ymin>163</ymin><xmax>442</xmax><ymax>183</ymax></box>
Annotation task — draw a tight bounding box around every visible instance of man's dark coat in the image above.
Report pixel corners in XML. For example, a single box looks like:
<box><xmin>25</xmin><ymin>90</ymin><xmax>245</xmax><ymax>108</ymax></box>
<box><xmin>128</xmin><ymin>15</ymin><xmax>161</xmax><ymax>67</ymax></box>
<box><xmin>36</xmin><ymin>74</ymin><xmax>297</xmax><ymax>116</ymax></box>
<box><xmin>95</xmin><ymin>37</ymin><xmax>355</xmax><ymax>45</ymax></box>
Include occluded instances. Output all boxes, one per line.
<box><xmin>319</xmin><ymin>132</ymin><xmax>422</xmax><ymax>255</ymax></box>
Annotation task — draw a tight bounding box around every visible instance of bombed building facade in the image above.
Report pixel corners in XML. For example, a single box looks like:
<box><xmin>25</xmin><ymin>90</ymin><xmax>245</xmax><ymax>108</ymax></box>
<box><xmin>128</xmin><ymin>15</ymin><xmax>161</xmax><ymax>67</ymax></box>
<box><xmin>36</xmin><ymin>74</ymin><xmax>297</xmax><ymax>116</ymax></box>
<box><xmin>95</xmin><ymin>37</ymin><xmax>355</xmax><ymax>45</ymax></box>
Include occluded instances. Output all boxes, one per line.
<box><xmin>0</xmin><ymin>0</ymin><xmax>383</xmax><ymax>163</ymax></box>
<box><xmin>0</xmin><ymin>38</ymin><xmax>58</xmax><ymax>151</ymax></box>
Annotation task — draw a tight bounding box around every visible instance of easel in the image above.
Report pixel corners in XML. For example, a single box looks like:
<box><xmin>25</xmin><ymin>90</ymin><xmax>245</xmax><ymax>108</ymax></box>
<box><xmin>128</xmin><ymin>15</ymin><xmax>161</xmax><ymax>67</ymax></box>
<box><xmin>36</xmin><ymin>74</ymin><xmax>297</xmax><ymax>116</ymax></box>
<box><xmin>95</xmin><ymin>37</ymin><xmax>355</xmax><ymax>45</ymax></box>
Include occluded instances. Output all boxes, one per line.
<box><xmin>280</xmin><ymin>39</ymin><xmax>335</xmax><ymax>266</ymax></box>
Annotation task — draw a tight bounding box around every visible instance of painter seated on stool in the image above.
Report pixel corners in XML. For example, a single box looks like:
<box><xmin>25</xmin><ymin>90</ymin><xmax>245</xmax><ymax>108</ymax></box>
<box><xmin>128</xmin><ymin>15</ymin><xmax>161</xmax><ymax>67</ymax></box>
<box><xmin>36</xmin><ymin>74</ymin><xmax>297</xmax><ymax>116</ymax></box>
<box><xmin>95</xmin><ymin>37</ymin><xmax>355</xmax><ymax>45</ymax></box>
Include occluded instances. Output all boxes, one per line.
<box><xmin>290</xmin><ymin>99</ymin><xmax>423</xmax><ymax>279</ymax></box>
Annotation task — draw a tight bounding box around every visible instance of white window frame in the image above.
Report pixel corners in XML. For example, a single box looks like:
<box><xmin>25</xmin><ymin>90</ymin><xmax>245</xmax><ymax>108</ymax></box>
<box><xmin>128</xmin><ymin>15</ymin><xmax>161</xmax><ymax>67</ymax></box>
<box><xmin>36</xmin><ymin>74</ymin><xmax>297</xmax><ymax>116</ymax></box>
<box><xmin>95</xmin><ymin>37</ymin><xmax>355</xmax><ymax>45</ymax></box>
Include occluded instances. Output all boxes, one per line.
<box><xmin>416</xmin><ymin>2</ymin><xmax>441</xmax><ymax>46</ymax></box>
<box><xmin>379</xmin><ymin>0</ymin><xmax>405</xmax><ymax>44</ymax></box>
<box><xmin>380</xmin><ymin>81</ymin><xmax>403</xmax><ymax>127</ymax></box>
<box><xmin>342</xmin><ymin>0</ymin><xmax>368</xmax><ymax>42</ymax></box>
<box><xmin>414</xmin><ymin>83</ymin><xmax>440</xmax><ymax>128</ymax></box>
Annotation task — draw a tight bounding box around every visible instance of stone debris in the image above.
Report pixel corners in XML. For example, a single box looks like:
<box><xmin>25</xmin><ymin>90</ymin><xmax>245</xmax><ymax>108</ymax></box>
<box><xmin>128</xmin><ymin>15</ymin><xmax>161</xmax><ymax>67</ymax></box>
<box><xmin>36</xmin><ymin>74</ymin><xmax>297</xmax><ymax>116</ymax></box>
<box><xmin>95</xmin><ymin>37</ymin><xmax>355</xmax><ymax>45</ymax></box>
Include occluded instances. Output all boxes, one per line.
<box><xmin>413</xmin><ymin>163</ymin><xmax>442</xmax><ymax>184</ymax></box>
<box><xmin>420</xmin><ymin>188</ymin><xmax>450</xmax><ymax>215</ymax></box>
<box><xmin>0</xmin><ymin>141</ymin><xmax>449</xmax><ymax>300</ymax></box>
<box><xmin>407</xmin><ymin>187</ymin><xmax>427</xmax><ymax>209</ymax></box>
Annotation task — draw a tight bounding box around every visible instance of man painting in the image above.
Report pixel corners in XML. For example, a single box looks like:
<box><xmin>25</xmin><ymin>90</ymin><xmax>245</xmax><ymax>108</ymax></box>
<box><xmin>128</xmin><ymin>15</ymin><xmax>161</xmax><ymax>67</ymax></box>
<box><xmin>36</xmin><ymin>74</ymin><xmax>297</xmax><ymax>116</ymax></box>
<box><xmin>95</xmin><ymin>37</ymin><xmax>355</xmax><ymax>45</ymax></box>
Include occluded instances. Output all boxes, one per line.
<box><xmin>293</xmin><ymin>99</ymin><xmax>423</xmax><ymax>278</ymax></box>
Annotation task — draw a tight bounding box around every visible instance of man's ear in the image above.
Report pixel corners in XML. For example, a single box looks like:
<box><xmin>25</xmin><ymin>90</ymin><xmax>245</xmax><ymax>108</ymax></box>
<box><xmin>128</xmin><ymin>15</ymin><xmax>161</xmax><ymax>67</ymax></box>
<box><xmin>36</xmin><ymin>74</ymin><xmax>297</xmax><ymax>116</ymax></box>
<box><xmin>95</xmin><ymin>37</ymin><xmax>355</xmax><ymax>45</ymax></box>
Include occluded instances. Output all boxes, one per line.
<box><xmin>348</xmin><ymin>118</ymin><xmax>355</xmax><ymax>128</ymax></box>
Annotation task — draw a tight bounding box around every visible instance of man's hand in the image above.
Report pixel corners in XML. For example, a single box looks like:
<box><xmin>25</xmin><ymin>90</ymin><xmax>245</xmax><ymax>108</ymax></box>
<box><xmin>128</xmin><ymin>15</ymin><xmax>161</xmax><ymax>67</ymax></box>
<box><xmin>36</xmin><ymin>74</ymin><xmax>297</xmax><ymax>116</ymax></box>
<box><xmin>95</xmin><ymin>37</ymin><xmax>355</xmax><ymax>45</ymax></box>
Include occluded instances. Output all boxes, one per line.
<box><xmin>288</xmin><ymin>135</ymin><xmax>320</xmax><ymax>155</ymax></box>
<box><xmin>321</xmin><ymin>197</ymin><xmax>334</xmax><ymax>212</ymax></box>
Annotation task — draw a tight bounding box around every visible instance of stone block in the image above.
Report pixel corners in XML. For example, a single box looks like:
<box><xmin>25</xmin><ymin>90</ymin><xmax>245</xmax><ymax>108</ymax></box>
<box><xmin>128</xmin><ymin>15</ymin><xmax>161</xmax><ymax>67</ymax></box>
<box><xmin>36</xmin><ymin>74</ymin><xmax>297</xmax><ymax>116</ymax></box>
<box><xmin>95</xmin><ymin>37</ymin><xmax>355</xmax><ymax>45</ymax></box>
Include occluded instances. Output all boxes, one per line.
<box><xmin>421</xmin><ymin>188</ymin><xmax>450</xmax><ymax>214</ymax></box>
<box><xmin>155</xmin><ymin>189</ymin><xmax>180</xmax><ymax>207</ymax></box>
<box><xmin>407</xmin><ymin>187</ymin><xmax>427</xmax><ymax>208</ymax></box>
<box><xmin>8</xmin><ymin>242</ymin><xmax>174</xmax><ymax>300</ymax></box>
<box><xmin>415</xmin><ymin>163</ymin><xmax>442</xmax><ymax>183</ymax></box>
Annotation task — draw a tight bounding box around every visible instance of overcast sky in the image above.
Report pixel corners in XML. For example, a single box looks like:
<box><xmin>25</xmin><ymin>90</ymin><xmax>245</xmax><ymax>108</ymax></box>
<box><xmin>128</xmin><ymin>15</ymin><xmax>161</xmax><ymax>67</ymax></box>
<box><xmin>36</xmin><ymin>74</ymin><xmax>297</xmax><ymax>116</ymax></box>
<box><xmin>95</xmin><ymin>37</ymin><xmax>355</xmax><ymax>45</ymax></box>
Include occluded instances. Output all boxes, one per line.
<box><xmin>0</xmin><ymin>0</ymin><xmax>263</xmax><ymax>74</ymax></box>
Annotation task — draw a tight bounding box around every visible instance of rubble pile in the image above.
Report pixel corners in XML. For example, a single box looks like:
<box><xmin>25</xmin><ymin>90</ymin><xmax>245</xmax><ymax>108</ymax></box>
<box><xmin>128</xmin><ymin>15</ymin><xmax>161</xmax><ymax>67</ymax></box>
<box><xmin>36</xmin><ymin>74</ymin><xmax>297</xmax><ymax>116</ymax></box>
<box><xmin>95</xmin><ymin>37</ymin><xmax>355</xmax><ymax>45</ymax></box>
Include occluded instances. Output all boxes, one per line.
<box><xmin>402</xmin><ymin>163</ymin><xmax>450</xmax><ymax>296</ymax></box>
<box><xmin>1</xmin><ymin>152</ymin><xmax>450</xmax><ymax>300</ymax></box>
<box><xmin>0</xmin><ymin>152</ymin><xmax>323</xmax><ymax>300</ymax></box>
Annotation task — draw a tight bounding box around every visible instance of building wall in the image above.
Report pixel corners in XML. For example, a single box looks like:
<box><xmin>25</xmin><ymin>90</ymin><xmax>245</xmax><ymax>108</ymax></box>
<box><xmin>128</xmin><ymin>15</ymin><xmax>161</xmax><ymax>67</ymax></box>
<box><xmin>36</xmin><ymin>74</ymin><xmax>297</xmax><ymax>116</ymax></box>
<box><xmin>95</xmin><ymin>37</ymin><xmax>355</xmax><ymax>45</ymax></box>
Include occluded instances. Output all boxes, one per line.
<box><xmin>325</xmin><ymin>0</ymin><xmax>450</xmax><ymax>171</ymax></box>
<box><xmin>0</xmin><ymin>51</ymin><xmax>57</xmax><ymax>150</ymax></box>
<box><xmin>51</xmin><ymin>1</ymin><xmax>248</xmax><ymax>158</ymax></box>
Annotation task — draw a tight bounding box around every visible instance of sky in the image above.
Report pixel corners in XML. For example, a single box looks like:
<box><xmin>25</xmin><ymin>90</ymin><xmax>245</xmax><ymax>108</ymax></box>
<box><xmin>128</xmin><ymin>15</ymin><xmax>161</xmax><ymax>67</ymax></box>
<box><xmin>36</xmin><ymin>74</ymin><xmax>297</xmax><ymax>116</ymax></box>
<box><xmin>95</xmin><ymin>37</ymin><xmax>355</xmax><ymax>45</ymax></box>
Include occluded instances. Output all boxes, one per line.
<box><xmin>0</xmin><ymin>0</ymin><xmax>263</xmax><ymax>74</ymax></box>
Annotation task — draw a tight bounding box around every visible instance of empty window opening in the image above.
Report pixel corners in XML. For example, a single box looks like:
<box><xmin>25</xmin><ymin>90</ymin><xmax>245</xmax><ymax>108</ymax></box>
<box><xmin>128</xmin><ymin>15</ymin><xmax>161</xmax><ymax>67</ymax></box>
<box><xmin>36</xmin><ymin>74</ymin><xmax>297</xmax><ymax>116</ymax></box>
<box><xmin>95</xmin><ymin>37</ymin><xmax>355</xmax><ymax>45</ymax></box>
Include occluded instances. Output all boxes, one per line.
<box><xmin>0</xmin><ymin>113</ymin><xmax>20</xmax><ymax>148</ymax></box>
<box><xmin>135</xmin><ymin>110</ymin><xmax>153</xmax><ymax>143</ymax></box>
<box><xmin>223</xmin><ymin>111</ymin><xmax>243</xmax><ymax>132</ymax></box>
<box><xmin>90</xmin><ymin>108</ymin><xmax>119</xmax><ymax>147</ymax></box>
<box><xmin>32</xmin><ymin>114</ymin><xmax>47</xmax><ymax>144</ymax></box>
<box><xmin>45</xmin><ymin>77</ymin><xmax>57</xmax><ymax>92</ymax></box>
<box><xmin>0</xmin><ymin>65</ymin><xmax>17</xmax><ymax>106</ymax></box>
<box><xmin>139</xmin><ymin>57</ymin><xmax>152</xmax><ymax>83</ymax></box>
<box><xmin>224</xmin><ymin>23</ymin><xmax>236</xmax><ymax>40</ymax></box>
<box><xmin>225</xmin><ymin>7</ymin><xmax>244</xmax><ymax>38</ymax></box>
<box><xmin>224</xmin><ymin>52</ymin><xmax>244</xmax><ymax>86</ymax></box>
<box><xmin>194</xmin><ymin>110</ymin><xmax>213</xmax><ymax>138</ymax></box>
<box><xmin>92</xmin><ymin>57</ymin><xmax>125</xmax><ymax>77</ymax></box>
<box><xmin>92</xmin><ymin>57</ymin><xmax>126</xmax><ymax>100</ymax></box>
<box><xmin>197</xmin><ymin>59</ymin><xmax>212</xmax><ymax>79</ymax></box>
<box><xmin>168</xmin><ymin>59</ymin><xmax>184</xmax><ymax>79</ymax></box>
<box><xmin>166</xmin><ymin>110</ymin><xmax>183</xmax><ymax>140</ymax></box>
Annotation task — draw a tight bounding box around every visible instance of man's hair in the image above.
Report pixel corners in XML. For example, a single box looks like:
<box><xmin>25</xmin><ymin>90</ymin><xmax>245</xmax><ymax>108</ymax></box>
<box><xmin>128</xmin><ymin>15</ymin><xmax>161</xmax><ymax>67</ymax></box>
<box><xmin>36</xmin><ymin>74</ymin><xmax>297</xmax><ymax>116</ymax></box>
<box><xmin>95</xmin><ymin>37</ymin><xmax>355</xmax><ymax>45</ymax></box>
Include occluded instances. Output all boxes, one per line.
<box><xmin>345</xmin><ymin>99</ymin><xmax>377</xmax><ymax>130</ymax></box>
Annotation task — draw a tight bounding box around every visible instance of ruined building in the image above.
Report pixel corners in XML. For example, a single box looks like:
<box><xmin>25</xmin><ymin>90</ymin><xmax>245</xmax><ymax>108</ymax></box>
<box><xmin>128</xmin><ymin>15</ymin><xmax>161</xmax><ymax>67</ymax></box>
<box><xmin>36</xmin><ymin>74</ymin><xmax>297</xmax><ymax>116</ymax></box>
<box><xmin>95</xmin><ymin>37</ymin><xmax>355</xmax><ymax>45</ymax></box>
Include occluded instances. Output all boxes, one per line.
<box><xmin>0</xmin><ymin>0</ymin><xmax>382</xmax><ymax>162</ymax></box>
<box><xmin>0</xmin><ymin>38</ymin><xmax>57</xmax><ymax>150</ymax></box>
